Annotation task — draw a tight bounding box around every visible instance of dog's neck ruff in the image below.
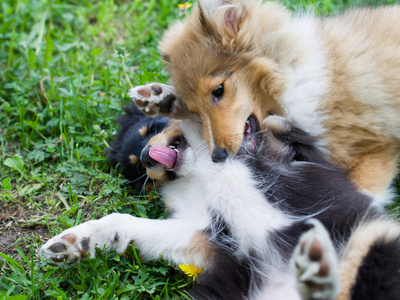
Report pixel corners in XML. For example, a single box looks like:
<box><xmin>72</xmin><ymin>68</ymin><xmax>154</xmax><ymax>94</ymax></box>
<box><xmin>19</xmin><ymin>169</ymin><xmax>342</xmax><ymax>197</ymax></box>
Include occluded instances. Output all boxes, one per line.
<box><xmin>279</xmin><ymin>16</ymin><xmax>329</xmax><ymax>151</ymax></box>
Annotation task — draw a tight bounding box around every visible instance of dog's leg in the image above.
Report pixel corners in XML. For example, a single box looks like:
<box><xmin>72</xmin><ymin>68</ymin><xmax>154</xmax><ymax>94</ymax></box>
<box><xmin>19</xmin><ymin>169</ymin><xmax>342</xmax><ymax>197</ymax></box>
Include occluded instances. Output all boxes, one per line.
<box><xmin>129</xmin><ymin>83</ymin><xmax>198</xmax><ymax>121</ymax></box>
<box><xmin>40</xmin><ymin>213</ymin><xmax>210</xmax><ymax>268</ymax></box>
<box><xmin>292</xmin><ymin>219</ymin><xmax>340</xmax><ymax>300</ymax></box>
<box><xmin>336</xmin><ymin>219</ymin><xmax>400</xmax><ymax>300</ymax></box>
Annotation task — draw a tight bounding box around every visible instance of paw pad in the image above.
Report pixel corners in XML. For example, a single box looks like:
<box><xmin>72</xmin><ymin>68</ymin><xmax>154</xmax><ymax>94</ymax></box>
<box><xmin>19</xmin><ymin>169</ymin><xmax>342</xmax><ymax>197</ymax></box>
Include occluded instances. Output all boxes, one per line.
<box><xmin>137</xmin><ymin>87</ymin><xmax>151</xmax><ymax>98</ymax></box>
<box><xmin>293</xmin><ymin>219</ymin><xmax>340</xmax><ymax>300</ymax></box>
<box><xmin>40</xmin><ymin>232</ymin><xmax>92</xmax><ymax>265</ymax></box>
<box><xmin>47</xmin><ymin>242</ymin><xmax>67</xmax><ymax>253</ymax></box>
<box><xmin>129</xmin><ymin>83</ymin><xmax>177</xmax><ymax>117</ymax></box>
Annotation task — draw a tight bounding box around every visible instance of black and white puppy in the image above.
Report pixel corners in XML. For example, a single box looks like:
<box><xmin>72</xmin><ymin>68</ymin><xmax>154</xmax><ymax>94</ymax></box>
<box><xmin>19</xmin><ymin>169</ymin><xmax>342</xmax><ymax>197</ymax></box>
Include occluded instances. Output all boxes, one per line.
<box><xmin>107</xmin><ymin>104</ymin><xmax>169</xmax><ymax>192</ymax></box>
<box><xmin>41</xmin><ymin>115</ymin><xmax>400</xmax><ymax>300</ymax></box>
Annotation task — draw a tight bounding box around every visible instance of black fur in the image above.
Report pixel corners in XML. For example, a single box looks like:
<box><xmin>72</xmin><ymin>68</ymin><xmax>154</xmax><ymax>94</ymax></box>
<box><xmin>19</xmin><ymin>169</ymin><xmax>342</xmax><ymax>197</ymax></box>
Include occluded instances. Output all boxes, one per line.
<box><xmin>108</xmin><ymin>105</ymin><xmax>169</xmax><ymax>191</ymax></box>
<box><xmin>193</xmin><ymin>248</ymin><xmax>254</xmax><ymax>300</ymax></box>
<box><xmin>351</xmin><ymin>236</ymin><xmax>400</xmax><ymax>300</ymax></box>
<box><xmin>195</xmin><ymin>124</ymin><xmax>383</xmax><ymax>299</ymax></box>
<box><xmin>192</xmin><ymin>214</ymin><xmax>260</xmax><ymax>299</ymax></box>
<box><xmin>109</xmin><ymin>112</ymin><xmax>396</xmax><ymax>298</ymax></box>
<box><xmin>246</xmin><ymin>126</ymin><xmax>380</xmax><ymax>244</ymax></box>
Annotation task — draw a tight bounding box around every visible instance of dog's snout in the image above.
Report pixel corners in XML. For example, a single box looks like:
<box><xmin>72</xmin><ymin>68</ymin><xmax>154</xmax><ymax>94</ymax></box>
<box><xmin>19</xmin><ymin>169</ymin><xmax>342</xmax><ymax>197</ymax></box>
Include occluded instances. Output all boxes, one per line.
<box><xmin>141</xmin><ymin>146</ymin><xmax>158</xmax><ymax>168</ymax></box>
<box><xmin>212</xmin><ymin>148</ymin><xmax>228</xmax><ymax>163</ymax></box>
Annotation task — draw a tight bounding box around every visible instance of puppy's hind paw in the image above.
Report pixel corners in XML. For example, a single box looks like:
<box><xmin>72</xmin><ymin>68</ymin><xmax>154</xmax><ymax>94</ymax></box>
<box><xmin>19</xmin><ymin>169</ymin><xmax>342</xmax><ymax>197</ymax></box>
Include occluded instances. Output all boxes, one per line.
<box><xmin>129</xmin><ymin>83</ymin><xmax>178</xmax><ymax>117</ymax></box>
<box><xmin>293</xmin><ymin>219</ymin><xmax>340</xmax><ymax>300</ymax></box>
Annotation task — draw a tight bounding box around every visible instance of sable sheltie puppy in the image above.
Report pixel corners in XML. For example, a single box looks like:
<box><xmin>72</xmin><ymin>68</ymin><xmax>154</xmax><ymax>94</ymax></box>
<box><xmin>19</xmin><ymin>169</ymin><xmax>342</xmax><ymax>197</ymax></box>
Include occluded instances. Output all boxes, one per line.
<box><xmin>107</xmin><ymin>104</ymin><xmax>169</xmax><ymax>191</ymax></box>
<box><xmin>40</xmin><ymin>116</ymin><xmax>400</xmax><ymax>300</ymax></box>
<box><xmin>129</xmin><ymin>0</ymin><xmax>400</xmax><ymax>206</ymax></box>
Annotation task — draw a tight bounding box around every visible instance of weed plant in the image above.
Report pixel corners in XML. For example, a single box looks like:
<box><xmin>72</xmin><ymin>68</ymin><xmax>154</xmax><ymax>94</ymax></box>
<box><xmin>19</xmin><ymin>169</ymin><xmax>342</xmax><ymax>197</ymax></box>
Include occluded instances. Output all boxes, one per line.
<box><xmin>1</xmin><ymin>0</ymin><xmax>399</xmax><ymax>299</ymax></box>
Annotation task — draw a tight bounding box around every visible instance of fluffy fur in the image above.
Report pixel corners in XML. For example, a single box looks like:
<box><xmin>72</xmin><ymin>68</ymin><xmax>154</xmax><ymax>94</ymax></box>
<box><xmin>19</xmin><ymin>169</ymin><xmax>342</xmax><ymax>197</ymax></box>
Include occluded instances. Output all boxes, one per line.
<box><xmin>41</xmin><ymin>115</ymin><xmax>400</xmax><ymax>299</ymax></box>
<box><xmin>132</xmin><ymin>0</ymin><xmax>400</xmax><ymax>205</ymax></box>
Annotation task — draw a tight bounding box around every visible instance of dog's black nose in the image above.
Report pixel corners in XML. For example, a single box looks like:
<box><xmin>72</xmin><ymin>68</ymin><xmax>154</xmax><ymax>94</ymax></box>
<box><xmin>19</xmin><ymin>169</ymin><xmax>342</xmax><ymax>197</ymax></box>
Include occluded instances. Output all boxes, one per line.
<box><xmin>141</xmin><ymin>146</ymin><xmax>158</xmax><ymax>168</ymax></box>
<box><xmin>212</xmin><ymin>148</ymin><xmax>228</xmax><ymax>163</ymax></box>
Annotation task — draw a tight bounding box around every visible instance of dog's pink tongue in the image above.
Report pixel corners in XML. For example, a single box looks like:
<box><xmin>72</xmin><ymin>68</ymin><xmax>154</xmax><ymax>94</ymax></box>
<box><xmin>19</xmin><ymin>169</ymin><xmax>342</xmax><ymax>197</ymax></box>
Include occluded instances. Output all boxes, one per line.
<box><xmin>149</xmin><ymin>146</ymin><xmax>177</xmax><ymax>169</ymax></box>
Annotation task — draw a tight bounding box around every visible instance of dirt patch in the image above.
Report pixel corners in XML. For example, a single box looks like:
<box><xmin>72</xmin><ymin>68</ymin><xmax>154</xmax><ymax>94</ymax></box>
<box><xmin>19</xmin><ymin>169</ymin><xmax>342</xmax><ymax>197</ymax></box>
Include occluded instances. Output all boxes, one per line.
<box><xmin>0</xmin><ymin>202</ymin><xmax>50</xmax><ymax>256</ymax></box>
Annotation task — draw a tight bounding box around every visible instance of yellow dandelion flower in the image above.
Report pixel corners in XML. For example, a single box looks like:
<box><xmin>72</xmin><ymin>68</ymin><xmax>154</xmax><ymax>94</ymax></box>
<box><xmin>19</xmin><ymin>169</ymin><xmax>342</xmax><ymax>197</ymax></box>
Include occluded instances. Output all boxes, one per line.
<box><xmin>179</xmin><ymin>264</ymin><xmax>203</xmax><ymax>281</ymax></box>
<box><xmin>178</xmin><ymin>2</ymin><xmax>192</xmax><ymax>10</ymax></box>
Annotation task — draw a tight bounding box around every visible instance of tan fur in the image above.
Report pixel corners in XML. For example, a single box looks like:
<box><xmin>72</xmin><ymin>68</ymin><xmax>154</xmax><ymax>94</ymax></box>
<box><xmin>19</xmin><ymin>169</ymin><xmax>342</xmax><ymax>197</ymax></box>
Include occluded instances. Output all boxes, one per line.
<box><xmin>145</xmin><ymin>120</ymin><xmax>184</xmax><ymax>181</ymax></box>
<box><xmin>348</xmin><ymin>147</ymin><xmax>400</xmax><ymax>194</ymax></box>
<box><xmin>182</xmin><ymin>231</ymin><xmax>215</xmax><ymax>269</ymax></box>
<box><xmin>317</xmin><ymin>7</ymin><xmax>400</xmax><ymax>194</ymax></box>
<box><xmin>129</xmin><ymin>154</ymin><xmax>138</xmax><ymax>165</ymax></box>
<box><xmin>145</xmin><ymin>182</ymin><xmax>156</xmax><ymax>192</ymax></box>
<box><xmin>159</xmin><ymin>0</ymin><xmax>400</xmax><ymax>196</ymax></box>
<box><xmin>337</xmin><ymin>220</ymin><xmax>400</xmax><ymax>300</ymax></box>
<box><xmin>138</xmin><ymin>126</ymin><xmax>148</xmax><ymax>137</ymax></box>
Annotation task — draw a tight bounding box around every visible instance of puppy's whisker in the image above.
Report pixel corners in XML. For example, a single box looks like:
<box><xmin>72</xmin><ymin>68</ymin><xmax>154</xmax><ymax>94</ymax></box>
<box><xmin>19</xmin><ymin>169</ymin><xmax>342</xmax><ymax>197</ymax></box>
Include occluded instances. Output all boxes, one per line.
<box><xmin>126</xmin><ymin>173</ymin><xmax>148</xmax><ymax>185</ymax></box>
<box><xmin>140</xmin><ymin>175</ymin><xmax>151</xmax><ymax>197</ymax></box>
<box><xmin>194</xmin><ymin>146</ymin><xmax>209</xmax><ymax>157</ymax></box>
<box><xmin>151</xmin><ymin>178</ymin><xmax>164</xmax><ymax>200</ymax></box>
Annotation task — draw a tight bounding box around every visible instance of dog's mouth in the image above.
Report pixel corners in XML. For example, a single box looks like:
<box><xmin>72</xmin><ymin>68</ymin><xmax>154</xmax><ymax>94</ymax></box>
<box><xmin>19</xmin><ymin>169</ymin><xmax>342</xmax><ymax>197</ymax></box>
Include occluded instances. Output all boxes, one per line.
<box><xmin>148</xmin><ymin>136</ymin><xmax>188</xmax><ymax>173</ymax></box>
<box><xmin>242</xmin><ymin>115</ymin><xmax>260</xmax><ymax>153</ymax></box>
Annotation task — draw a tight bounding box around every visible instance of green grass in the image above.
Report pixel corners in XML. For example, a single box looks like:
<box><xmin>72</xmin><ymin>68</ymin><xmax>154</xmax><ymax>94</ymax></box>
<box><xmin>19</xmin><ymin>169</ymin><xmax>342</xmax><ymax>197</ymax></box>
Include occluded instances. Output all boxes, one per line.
<box><xmin>0</xmin><ymin>0</ymin><xmax>399</xmax><ymax>299</ymax></box>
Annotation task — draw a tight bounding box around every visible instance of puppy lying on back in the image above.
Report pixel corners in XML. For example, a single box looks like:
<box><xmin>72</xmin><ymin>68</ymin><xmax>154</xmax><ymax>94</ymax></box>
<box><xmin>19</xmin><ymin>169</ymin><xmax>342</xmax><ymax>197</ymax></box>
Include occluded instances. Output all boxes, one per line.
<box><xmin>130</xmin><ymin>0</ymin><xmax>400</xmax><ymax>206</ymax></box>
<box><xmin>41</xmin><ymin>115</ymin><xmax>400</xmax><ymax>300</ymax></box>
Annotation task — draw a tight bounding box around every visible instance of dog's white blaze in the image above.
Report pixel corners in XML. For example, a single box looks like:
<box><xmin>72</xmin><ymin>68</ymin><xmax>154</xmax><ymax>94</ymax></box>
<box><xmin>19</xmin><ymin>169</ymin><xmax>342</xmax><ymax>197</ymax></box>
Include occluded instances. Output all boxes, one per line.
<box><xmin>198</xmin><ymin>158</ymin><xmax>292</xmax><ymax>255</ymax></box>
<box><xmin>205</xmin><ymin>117</ymin><xmax>216</xmax><ymax>153</ymax></box>
<box><xmin>280</xmin><ymin>15</ymin><xmax>329</xmax><ymax>152</ymax></box>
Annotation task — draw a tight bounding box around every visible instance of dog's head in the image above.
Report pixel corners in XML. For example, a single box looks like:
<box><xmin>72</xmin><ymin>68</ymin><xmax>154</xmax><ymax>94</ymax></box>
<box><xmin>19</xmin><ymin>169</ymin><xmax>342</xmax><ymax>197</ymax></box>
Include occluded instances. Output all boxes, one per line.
<box><xmin>108</xmin><ymin>105</ymin><xmax>169</xmax><ymax>192</ymax></box>
<box><xmin>140</xmin><ymin>115</ymin><xmax>325</xmax><ymax>188</ymax></box>
<box><xmin>140</xmin><ymin>120</ymin><xmax>205</xmax><ymax>182</ymax></box>
<box><xmin>159</xmin><ymin>0</ymin><xmax>298</xmax><ymax>162</ymax></box>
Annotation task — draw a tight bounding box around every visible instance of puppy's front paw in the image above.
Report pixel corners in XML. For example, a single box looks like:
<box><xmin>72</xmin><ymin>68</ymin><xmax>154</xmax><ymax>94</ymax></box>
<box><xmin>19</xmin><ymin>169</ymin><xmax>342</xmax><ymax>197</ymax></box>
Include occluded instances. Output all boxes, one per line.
<box><xmin>129</xmin><ymin>83</ymin><xmax>178</xmax><ymax>117</ymax></box>
<box><xmin>293</xmin><ymin>219</ymin><xmax>340</xmax><ymax>300</ymax></box>
<box><xmin>40</xmin><ymin>223</ymin><xmax>96</xmax><ymax>265</ymax></box>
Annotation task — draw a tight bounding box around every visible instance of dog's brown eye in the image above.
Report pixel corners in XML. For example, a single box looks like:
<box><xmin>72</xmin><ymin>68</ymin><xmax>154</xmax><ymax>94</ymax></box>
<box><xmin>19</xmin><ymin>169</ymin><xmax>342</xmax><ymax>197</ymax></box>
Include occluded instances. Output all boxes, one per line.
<box><xmin>212</xmin><ymin>83</ymin><xmax>224</xmax><ymax>102</ymax></box>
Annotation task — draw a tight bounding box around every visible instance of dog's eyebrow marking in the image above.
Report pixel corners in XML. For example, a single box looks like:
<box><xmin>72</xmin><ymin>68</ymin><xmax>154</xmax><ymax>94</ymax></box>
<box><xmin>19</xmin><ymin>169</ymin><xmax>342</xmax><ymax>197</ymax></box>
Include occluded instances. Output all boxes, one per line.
<box><xmin>139</xmin><ymin>126</ymin><xmax>148</xmax><ymax>136</ymax></box>
<box><xmin>232</xmin><ymin>79</ymin><xmax>237</xmax><ymax>94</ymax></box>
<box><xmin>129</xmin><ymin>155</ymin><xmax>138</xmax><ymax>165</ymax></box>
<box><xmin>210</xmin><ymin>71</ymin><xmax>234</xmax><ymax>78</ymax></box>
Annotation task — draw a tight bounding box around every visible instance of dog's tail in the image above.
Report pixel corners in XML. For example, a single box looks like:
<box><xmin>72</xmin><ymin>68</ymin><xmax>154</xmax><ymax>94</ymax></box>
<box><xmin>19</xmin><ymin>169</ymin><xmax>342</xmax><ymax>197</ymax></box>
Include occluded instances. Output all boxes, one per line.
<box><xmin>338</xmin><ymin>218</ymin><xmax>400</xmax><ymax>300</ymax></box>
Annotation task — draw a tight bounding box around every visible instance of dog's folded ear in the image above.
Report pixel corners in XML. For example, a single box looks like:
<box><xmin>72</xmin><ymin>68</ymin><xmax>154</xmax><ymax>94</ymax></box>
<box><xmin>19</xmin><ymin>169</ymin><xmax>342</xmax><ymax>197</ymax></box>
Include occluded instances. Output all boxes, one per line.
<box><xmin>261</xmin><ymin>115</ymin><xmax>326</xmax><ymax>164</ymax></box>
<box><xmin>198</xmin><ymin>0</ymin><xmax>247</xmax><ymax>48</ymax></box>
<box><xmin>261</xmin><ymin>115</ymin><xmax>291</xmax><ymax>158</ymax></box>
